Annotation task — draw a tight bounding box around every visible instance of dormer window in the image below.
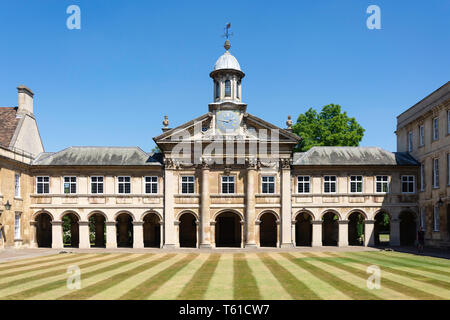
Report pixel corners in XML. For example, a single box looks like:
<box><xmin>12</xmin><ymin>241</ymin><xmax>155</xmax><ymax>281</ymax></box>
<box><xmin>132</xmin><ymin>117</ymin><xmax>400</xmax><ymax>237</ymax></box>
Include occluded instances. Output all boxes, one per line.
<box><xmin>215</xmin><ymin>81</ymin><xmax>220</xmax><ymax>99</ymax></box>
<box><xmin>225</xmin><ymin>80</ymin><xmax>231</xmax><ymax>97</ymax></box>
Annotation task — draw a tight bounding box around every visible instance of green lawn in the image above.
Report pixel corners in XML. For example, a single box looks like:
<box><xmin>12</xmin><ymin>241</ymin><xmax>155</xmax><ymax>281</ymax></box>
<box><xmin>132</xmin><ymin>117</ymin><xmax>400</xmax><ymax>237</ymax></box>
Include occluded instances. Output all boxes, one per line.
<box><xmin>0</xmin><ymin>250</ymin><xmax>449</xmax><ymax>300</ymax></box>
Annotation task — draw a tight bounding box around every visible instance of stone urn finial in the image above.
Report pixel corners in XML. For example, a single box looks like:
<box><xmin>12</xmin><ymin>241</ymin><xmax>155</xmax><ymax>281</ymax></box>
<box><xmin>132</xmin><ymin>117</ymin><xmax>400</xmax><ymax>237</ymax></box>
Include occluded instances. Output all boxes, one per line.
<box><xmin>162</xmin><ymin>115</ymin><xmax>170</xmax><ymax>132</ymax></box>
<box><xmin>286</xmin><ymin>115</ymin><xmax>293</xmax><ymax>130</ymax></box>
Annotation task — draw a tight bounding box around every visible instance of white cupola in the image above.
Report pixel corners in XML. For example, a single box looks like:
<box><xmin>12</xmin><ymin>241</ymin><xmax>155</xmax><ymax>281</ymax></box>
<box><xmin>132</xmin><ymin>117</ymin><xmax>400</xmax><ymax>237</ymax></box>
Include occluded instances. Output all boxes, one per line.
<box><xmin>210</xmin><ymin>39</ymin><xmax>245</xmax><ymax>104</ymax></box>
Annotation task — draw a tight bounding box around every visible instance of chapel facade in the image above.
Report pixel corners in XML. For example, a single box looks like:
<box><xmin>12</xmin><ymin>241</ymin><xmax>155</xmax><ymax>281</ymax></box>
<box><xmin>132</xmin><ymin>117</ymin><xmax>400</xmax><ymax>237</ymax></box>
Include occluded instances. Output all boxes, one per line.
<box><xmin>1</xmin><ymin>40</ymin><xmax>447</xmax><ymax>250</ymax></box>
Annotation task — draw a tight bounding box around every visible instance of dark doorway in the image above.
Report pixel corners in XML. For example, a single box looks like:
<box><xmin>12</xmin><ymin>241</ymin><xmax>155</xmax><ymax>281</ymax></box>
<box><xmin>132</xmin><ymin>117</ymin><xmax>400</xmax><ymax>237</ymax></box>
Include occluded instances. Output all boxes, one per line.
<box><xmin>260</xmin><ymin>212</ymin><xmax>277</xmax><ymax>247</ymax></box>
<box><xmin>216</xmin><ymin>212</ymin><xmax>241</xmax><ymax>247</ymax></box>
<box><xmin>322</xmin><ymin>212</ymin><xmax>338</xmax><ymax>246</ymax></box>
<box><xmin>62</xmin><ymin>213</ymin><xmax>79</xmax><ymax>248</ymax></box>
<box><xmin>295</xmin><ymin>212</ymin><xmax>312</xmax><ymax>246</ymax></box>
<box><xmin>179</xmin><ymin>213</ymin><xmax>197</xmax><ymax>248</ymax></box>
<box><xmin>116</xmin><ymin>213</ymin><xmax>133</xmax><ymax>247</ymax></box>
<box><xmin>400</xmin><ymin>211</ymin><xmax>416</xmax><ymax>246</ymax></box>
<box><xmin>36</xmin><ymin>212</ymin><xmax>52</xmax><ymax>248</ymax></box>
<box><xmin>374</xmin><ymin>212</ymin><xmax>390</xmax><ymax>246</ymax></box>
<box><xmin>348</xmin><ymin>212</ymin><xmax>365</xmax><ymax>246</ymax></box>
<box><xmin>447</xmin><ymin>204</ymin><xmax>450</xmax><ymax>240</ymax></box>
<box><xmin>144</xmin><ymin>212</ymin><xmax>161</xmax><ymax>248</ymax></box>
<box><xmin>89</xmin><ymin>213</ymin><xmax>106</xmax><ymax>247</ymax></box>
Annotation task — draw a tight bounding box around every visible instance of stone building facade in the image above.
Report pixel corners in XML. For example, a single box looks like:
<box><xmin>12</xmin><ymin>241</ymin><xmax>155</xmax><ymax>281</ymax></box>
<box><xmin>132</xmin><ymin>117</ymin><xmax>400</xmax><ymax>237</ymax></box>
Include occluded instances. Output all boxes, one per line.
<box><xmin>396</xmin><ymin>82</ymin><xmax>450</xmax><ymax>247</ymax></box>
<box><xmin>2</xmin><ymin>41</ymin><xmax>445</xmax><ymax>250</ymax></box>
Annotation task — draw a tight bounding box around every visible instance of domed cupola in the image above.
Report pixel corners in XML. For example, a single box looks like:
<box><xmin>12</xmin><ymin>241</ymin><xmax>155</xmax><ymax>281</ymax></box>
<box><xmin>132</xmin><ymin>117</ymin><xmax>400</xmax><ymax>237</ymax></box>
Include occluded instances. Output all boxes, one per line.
<box><xmin>210</xmin><ymin>37</ymin><xmax>245</xmax><ymax>105</ymax></box>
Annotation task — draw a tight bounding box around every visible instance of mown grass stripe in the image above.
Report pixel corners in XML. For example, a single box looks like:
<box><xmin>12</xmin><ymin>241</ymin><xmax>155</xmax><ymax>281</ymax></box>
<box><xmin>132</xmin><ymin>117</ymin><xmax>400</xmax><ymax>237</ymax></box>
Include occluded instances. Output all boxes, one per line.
<box><xmin>0</xmin><ymin>254</ymin><xmax>119</xmax><ymax>291</ymax></box>
<box><xmin>380</xmin><ymin>251</ymin><xmax>450</xmax><ymax>268</ymax></box>
<box><xmin>0</xmin><ymin>254</ymin><xmax>83</xmax><ymax>272</ymax></box>
<box><xmin>352</xmin><ymin>252</ymin><xmax>450</xmax><ymax>277</ymax></box>
<box><xmin>307</xmin><ymin>252</ymin><xmax>440</xmax><ymax>300</ymax></box>
<box><xmin>58</xmin><ymin>254</ymin><xmax>171</xmax><ymax>300</ymax></box>
<box><xmin>258</xmin><ymin>253</ymin><xmax>320</xmax><ymax>300</ymax></box>
<box><xmin>335</xmin><ymin>252</ymin><xmax>450</xmax><ymax>293</ymax></box>
<box><xmin>203</xmin><ymin>254</ymin><xmax>233</xmax><ymax>300</ymax></box>
<box><xmin>0</xmin><ymin>254</ymin><xmax>98</xmax><ymax>280</ymax></box>
<box><xmin>281</xmin><ymin>253</ymin><xmax>380</xmax><ymax>300</ymax></box>
<box><xmin>2</xmin><ymin>254</ymin><xmax>137</xmax><ymax>300</ymax></box>
<box><xmin>119</xmin><ymin>254</ymin><xmax>199</xmax><ymax>300</ymax></box>
<box><xmin>233</xmin><ymin>253</ymin><xmax>260</xmax><ymax>300</ymax></box>
<box><xmin>177</xmin><ymin>254</ymin><xmax>221</xmax><ymax>300</ymax></box>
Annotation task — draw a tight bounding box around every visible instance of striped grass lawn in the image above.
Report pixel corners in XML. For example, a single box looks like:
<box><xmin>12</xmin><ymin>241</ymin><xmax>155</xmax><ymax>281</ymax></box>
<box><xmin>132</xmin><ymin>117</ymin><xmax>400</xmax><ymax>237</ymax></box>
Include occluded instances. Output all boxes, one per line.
<box><xmin>0</xmin><ymin>250</ymin><xmax>449</xmax><ymax>300</ymax></box>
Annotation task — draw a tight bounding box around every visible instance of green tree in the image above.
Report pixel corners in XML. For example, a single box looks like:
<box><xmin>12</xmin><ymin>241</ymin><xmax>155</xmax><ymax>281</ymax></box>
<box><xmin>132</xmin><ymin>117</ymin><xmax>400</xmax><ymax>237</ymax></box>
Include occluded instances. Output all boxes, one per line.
<box><xmin>292</xmin><ymin>104</ymin><xmax>365</xmax><ymax>152</ymax></box>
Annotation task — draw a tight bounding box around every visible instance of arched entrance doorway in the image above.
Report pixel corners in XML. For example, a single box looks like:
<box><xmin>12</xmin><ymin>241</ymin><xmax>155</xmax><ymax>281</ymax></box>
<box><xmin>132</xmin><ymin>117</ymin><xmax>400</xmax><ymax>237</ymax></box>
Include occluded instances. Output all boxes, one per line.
<box><xmin>295</xmin><ymin>212</ymin><xmax>312</xmax><ymax>246</ymax></box>
<box><xmin>374</xmin><ymin>211</ymin><xmax>390</xmax><ymax>246</ymax></box>
<box><xmin>143</xmin><ymin>212</ymin><xmax>161</xmax><ymax>248</ymax></box>
<box><xmin>179</xmin><ymin>212</ymin><xmax>197</xmax><ymax>248</ymax></box>
<box><xmin>35</xmin><ymin>212</ymin><xmax>52</xmax><ymax>248</ymax></box>
<box><xmin>89</xmin><ymin>213</ymin><xmax>106</xmax><ymax>247</ymax></box>
<box><xmin>400</xmin><ymin>211</ymin><xmax>416</xmax><ymax>246</ymax></box>
<box><xmin>259</xmin><ymin>212</ymin><xmax>277</xmax><ymax>247</ymax></box>
<box><xmin>348</xmin><ymin>212</ymin><xmax>365</xmax><ymax>246</ymax></box>
<box><xmin>116</xmin><ymin>213</ymin><xmax>133</xmax><ymax>248</ymax></box>
<box><xmin>215</xmin><ymin>211</ymin><xmax>241</xmax><ymax>247</ymax></box>
<box><xmin>322</xmin><ymin>212</ymin><xmax>338</xmax><ymax>246</ymax></box>
<box><xmin>62</xmin><ymin>212</ymin><xmax>79</xmax><ymax>248</ymax></box>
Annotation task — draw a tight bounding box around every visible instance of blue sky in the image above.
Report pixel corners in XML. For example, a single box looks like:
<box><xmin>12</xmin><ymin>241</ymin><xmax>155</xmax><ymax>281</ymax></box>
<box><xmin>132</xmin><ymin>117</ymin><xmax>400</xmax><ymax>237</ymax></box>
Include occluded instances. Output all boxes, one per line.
<box><xmin>0</xmin><ymin>0</ymin><xmax>449</xmax><ymax>152</ymax></box>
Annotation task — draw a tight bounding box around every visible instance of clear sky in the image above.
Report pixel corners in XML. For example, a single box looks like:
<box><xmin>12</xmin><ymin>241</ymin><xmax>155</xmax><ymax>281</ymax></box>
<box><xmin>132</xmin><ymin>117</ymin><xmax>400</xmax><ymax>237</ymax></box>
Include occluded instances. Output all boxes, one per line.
<box><xmin>0</xmin><ymin>0</ymin><xmax>449</xmax><ymax>152</ymax></box>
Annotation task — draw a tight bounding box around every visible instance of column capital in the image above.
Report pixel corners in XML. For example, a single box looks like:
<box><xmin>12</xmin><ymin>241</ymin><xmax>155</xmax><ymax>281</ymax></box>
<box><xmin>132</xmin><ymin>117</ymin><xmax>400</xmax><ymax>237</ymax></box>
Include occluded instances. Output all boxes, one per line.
<box><xmin>280</xmin><ymin>158</ymin><xmax>291</xmax><ymax>170</ymax></box>
<box><xmin>30</xmin><ymin>221</ymin><xmax>37</xmax><ymax>226</ymax></box>
<box><xmin>210</xmin><ymin>221</ymin><xmax>216</xmax><ymax>226</ymax></box>
<box><xmin>365</xmin><ymin>220</ymin><xmax>375</xmax><ymax>224</ymax></box>
<box><xmin>255</xmin><ymin>220</ymin><xmax>261</xmax><ymax>225</ymax></box>
<box><xmin>132</xmin><ymin>221</ymin><xmax>144</xmax><ymax>226</ymax></box>
<box><xmin>51</xmin><ymin>221</ymin><xmax>63</xmax><ymax>226</ymax></box>
<box><xmin>174</xmin><ymin>221</ymin><xmax>180</xmax><ymax>226</ymax></box>
<box><xmin>338</xmin><ymin>220</ymin><xmax>349</xmax><ymax>225</ymax></box>
<box><xmin>105</xmin><ymin>221</ymin><xmax>116</xmax><ymax>226</ymax></box>
<box><xmin>311</xmin><ymin>220</ymin><xmax>322</xmax><ymax>225</ymax></box>
<box><xmin>78</xmin><ymin>221</ymin><xmax>89</xmax><ymax>226</ymax></box>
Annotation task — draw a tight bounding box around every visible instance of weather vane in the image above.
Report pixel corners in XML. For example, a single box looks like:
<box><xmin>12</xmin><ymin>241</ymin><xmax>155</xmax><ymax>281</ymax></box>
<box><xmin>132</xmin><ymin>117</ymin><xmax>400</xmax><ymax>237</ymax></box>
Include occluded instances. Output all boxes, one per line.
<box><xmin>222</xmin><ymin>23</ymin><xmax>233</xmax><ymax>40</ymax></box>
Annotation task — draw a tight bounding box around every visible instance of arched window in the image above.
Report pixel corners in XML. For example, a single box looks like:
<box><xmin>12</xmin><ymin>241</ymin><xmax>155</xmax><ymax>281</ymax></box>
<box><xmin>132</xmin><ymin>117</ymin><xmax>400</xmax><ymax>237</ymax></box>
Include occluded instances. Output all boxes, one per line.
<box><xmin>225</xmin><ymin>80</ymin><xmax>231</xmax><ymax>97</ymax></box>
<box><xmin>215</xmin><ymin>81</ymin><xmax>220</xmax><ymax>99</ymax></box>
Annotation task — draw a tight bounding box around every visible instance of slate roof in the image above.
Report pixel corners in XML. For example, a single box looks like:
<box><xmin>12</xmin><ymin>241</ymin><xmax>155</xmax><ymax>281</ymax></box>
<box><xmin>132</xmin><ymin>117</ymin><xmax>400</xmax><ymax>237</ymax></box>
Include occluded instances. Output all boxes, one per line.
<box><xmin>0</xmin><ymin>107</ymin><xmax>20</xmax><ymax>148</ymax></box>
<box><xmin>292</xmin><ymin>146</ymin><xmax>419</xmax><ymax>166</ymax></box>
<box><xmin>32</xmin><ymin>147</ymin><xmax>162</xmax><ymax>166</ymax></box>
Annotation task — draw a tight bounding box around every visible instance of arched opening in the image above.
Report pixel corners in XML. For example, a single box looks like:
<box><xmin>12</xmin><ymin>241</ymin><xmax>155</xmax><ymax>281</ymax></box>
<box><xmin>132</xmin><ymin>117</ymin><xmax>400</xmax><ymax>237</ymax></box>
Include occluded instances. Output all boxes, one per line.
<box><xmin>348</xmin><ymin>212</ymin><xmax>365</xmax><ymax>246</ymax></box>
<box><xmin>116</xmin><ymin>213</ymin><xmax>133</xmax><ymax>248</ymax></box>
<box><xmin>215</xmin><ymin>211</ymin><xmax>241</xmax><ymax>247</ymax></box>
<box><xmin>89</xmin><ymin>213</ymin><xmax>106</xmax><ymax>248</ymax></box>
<box><xmin>225</xmin><ymin>80</ymin><xmax>231</xmax><ymax>97</ymax></box>
<box><xmin>259</xmin><ymin>212</ymin><xmax>277</xmax><ymax>247</ymax></box>
<box><xmin>400</xmin><ymin>211</ymin><xmax>417</xmax><ymax>246</ymax></box>
<box><xmin>322</xmin><ymin>212</ymin><xmax>338</xmax><ymax>246</ymax></box>
<box><xmin>35</xmin><ymin>212</ymin><xmax>52</xmax><ymax>248</ymax></box>
<box><xmin>374</xmin><ymin>211</ymin><xmax>390</xmax><ymax>246</ymax></box>
<box><xmin>144</xmin><ymin>212</ymin><xmax>161</xmax><ymax>248</ymax></box>
<box><xmin>215</xmin><ymin>81</ymin><xmax>220</xmax><ymax>99</ymax></box>
<box><xmin>62</xmin><ymin>212</ymin><xmax>79</xmax><ymax>248</ymax></box>
<box><xmin>179</xmin><ymin>212</ymin><xmax>197</xmax><ymax>248</ymax></box>
<box><xmin>295</xmin><ymin>212</ymin><xmax>312</xmax><ymax>246</ymax></box>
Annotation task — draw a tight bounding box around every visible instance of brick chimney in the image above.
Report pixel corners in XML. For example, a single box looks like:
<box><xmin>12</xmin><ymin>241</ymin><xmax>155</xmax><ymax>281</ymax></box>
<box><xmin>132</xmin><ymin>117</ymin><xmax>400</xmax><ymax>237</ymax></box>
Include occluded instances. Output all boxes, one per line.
<box><xmin>17</xmin><ymin>85</ymin><xmax>34</xmax><ymax>115</ymax></box>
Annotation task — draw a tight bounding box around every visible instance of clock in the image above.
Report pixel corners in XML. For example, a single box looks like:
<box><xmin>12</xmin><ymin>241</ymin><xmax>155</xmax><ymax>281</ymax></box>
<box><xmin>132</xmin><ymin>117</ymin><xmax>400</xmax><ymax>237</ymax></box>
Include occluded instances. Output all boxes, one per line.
<box><xmin>216</xmin><ymin>110</ymin><xmax>240</xmax><ymax>134</ymax></box>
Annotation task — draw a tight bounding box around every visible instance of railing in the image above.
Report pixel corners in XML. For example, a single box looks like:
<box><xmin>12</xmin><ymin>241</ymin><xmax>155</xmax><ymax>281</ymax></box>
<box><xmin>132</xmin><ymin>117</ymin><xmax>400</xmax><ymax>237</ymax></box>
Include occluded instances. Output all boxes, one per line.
<box><xmin>0</xmin><ymin>146</ymin><xmax>35</xmax><ymax>164</ymax></box>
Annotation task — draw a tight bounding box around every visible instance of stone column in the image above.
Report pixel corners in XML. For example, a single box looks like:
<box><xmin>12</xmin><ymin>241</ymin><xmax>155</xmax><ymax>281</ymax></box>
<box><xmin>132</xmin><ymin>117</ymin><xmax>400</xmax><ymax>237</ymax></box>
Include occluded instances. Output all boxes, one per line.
<box><xmin>163</xmin><ymin>168</ymin><xmax>176</xmax><ymax>248</ymax></box>
<box><xmin>132</xmin><ymin>221</ymin><xmax>144</xmax><ymax>249</ymax></box>
<box><xmin>338</xmin><ymin>220</ymin><xmax>349</xmax><ymax>247</ymax></box>
<box><xmin>210</xmin><ymin>221</ymin><xmax>216</xmax><ymax>248</ymax></box>
<box><xmin>364</xmin><ymin>220</ymin><xmax>375</xmax><ymax>246</ymax></box>
<box><xmin>390</xmin><ymin>219</ymin><xmax>400</xmax><ymax>246</ymax></box>
<box><xmin>311</xmin><ymin>220</ymin><xmax>322</xmax><ymax>247</ymax></box>
<box><xmin>200</xmin><ymin>164</ymin><xmax>211</xmax><ymax>248</ymax></box>
<box><xmin>174</xmin><ymin>221</ymin><xmax>180</xmax><ymax>248</ymax></box>
<box><xmin>51</xmin><ymin>221</ymin><xmax>63</xmax><ymax>249</ymax></box>
<box><xmin>30</xmin><ymin>221</ymin><xmax>38</xmax><ymax>248</ymax></box>
<box><xmin>255</xmin><ymin>220</ymin><xmax>261</xmax><ymax>247</ymax></box>
<box><xmin>106</xmin><ymin>221</ymin><xmax>117</xmax><ymax>248</ymax></box>
<box><xmin>245</xmin><ymin>165</ymin><xmax>257</xmax><ymax>247</ymax></box>
<box><xmin>280</xmin><ymin>160</ymin><xmax>293</xmax><ymax>247</ymax></box>
<box><xmin>240</xmin><ymin>220</ymin><xmax>245</xmax><ymax>248</ymax></box>
<box><xmin>195</xmin><ymin>220</ymin><xmax>200</xmax><ymax>248</ymax></box>
<box><xmin>291</xmin><ymin>220</ymin><xmax>296</xmax><ymax>247</ymax></box>
<box><xmin>159</xmin><ymin>222</ymin><xmax>164</xmax><ymax>248</ymax></box>
<box><xmin>78</xmin><ymin>221</ymin><xmax>91</xmax><ymax>249</ymax></box>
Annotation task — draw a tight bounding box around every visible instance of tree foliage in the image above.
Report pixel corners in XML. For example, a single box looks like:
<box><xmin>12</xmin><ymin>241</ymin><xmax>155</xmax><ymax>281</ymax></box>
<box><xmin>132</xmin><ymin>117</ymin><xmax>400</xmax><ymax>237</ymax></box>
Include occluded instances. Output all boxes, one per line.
<box><xmin>292</xmin><ymin>104</ymin><xmax>365</xmax><ymax>152</ymax></box>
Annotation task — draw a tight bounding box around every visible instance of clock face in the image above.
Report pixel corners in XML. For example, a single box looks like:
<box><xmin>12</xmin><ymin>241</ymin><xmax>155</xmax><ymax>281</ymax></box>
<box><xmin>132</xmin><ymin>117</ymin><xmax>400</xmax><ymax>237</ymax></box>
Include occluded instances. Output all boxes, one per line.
<box><xmin>216</xmin><ymin>111</ymin><xmax>240</xmax><ymax>134</ymax></box>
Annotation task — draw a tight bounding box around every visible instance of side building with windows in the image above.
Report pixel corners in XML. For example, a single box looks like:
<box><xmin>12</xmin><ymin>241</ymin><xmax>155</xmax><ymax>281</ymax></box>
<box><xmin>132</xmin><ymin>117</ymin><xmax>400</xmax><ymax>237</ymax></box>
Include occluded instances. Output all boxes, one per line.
<box><xmin>396</xmin><ymin>81</ymin><xmax>450</xmax><ymax>247</ymax></box>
